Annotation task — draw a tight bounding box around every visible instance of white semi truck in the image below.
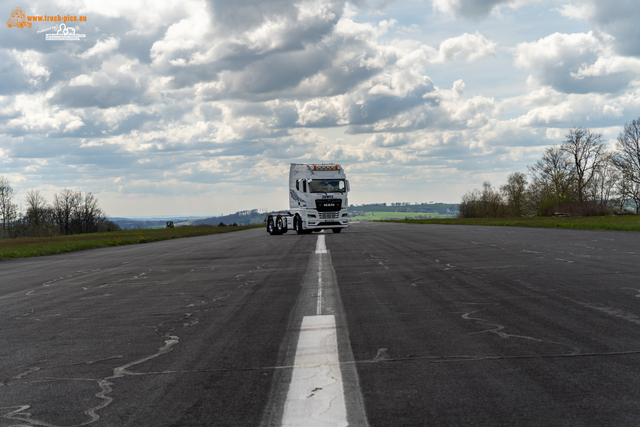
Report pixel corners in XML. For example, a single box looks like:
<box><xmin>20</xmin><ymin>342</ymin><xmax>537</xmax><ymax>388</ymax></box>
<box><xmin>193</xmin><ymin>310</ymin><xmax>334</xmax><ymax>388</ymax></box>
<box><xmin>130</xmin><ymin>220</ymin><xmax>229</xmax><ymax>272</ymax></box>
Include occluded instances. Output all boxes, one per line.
<box><xmin>266</xmin><ymin>163</ymin><xmax>350</xmax><ymax>235</ymax></box>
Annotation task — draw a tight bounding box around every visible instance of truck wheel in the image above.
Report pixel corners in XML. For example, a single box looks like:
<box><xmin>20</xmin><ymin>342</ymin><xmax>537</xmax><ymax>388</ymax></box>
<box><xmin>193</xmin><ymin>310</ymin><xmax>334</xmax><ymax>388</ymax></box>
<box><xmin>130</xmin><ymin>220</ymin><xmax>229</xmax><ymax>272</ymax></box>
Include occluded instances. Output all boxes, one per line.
<box><xmin>295</xmin><ymin>215</ymin><xmax>304</xmax><ymax>234</ymax></box>
<box><xmin>276</xmin><ymin>216</ymin><xmax>287</xmax><ymax>234</ymax></box>
<box><xmin>332</xmin><ymin>228</ymin><xmax>342</xmax><ymax>233</ymax></box>
<box><xmin>267</xmin><ymin>217</ymin><xmax>280</xmax><ymax>235</ymax></box>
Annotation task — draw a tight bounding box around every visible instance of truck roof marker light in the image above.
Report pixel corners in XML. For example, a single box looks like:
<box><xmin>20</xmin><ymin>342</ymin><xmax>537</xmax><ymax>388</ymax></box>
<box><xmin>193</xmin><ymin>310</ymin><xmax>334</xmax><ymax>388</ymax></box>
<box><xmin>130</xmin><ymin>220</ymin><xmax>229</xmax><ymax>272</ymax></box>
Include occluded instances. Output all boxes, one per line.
<box><xmin>311</xmin><ymin>164</ymin><xmax>341</xmax><ymax>171</ymax></box>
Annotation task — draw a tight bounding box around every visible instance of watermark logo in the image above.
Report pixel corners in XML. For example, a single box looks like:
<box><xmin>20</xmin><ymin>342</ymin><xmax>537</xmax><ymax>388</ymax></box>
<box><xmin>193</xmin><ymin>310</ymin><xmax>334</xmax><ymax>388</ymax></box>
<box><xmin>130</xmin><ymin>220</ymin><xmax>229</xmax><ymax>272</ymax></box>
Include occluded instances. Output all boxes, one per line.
<box><xmin>7</xmin><ymin>7</ymin><xmax>87</xmax><ymax>37</ymax></box>
<box><xmin>45</xmin><ymin>23</ymin><xmax>85</xmax><ymax>41</ymax></box>
<box><xmin>7</xmin><ymin>6</ymin><xmax>88</xmax><ymax>41</ymax></box>
<box><xmin>7</xmin><ymin>7</ymin><xmax>31</xmax><ymax>28</ymax></box>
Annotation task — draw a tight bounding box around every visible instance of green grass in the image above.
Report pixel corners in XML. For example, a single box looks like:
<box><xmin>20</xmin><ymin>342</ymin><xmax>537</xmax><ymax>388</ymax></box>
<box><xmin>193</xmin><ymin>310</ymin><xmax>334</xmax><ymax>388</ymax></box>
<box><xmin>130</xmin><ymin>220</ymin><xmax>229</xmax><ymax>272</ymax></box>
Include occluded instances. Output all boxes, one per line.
<box><xmin>350</xmin><ymin>211</ymin><xmax>456</xmax><ymax>221</ymax></box>
<box><xmin>0</xmin><ymin>225</ymin><xmax>263</xmax><ymax>260</ymax></box>
<box><xmin>384</xmin><ymin>216</ymin><xmax>640</xmax><ymax>231</ymax></box>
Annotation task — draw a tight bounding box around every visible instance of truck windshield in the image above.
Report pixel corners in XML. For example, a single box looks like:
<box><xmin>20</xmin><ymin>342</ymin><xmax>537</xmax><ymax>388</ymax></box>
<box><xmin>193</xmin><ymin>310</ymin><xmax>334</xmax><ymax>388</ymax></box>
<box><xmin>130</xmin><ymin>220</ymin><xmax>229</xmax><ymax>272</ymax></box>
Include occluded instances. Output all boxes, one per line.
<box><xmin>309</xmin><ymin>179</ymin><xmax>346</xmax><ymax>193</ymax></box>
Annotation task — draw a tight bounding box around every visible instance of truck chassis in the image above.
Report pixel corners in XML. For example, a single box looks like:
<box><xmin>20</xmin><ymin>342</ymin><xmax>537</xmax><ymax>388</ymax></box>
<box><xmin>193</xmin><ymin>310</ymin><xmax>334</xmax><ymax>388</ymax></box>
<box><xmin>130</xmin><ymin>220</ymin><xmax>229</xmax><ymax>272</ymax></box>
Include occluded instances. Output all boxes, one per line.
<box><xmin>266</xmin><ymin>211</ymin><xmax>345</xmax><ymax>235</ymax></box>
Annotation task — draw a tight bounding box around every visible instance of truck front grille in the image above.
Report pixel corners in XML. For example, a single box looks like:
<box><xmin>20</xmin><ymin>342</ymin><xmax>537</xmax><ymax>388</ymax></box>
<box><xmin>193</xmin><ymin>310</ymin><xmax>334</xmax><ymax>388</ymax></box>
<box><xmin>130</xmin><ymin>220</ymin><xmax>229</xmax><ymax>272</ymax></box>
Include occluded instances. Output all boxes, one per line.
<box><xmin>315</xmin><ymin>199</ymin><xmax>342</xmax><ymax>212</ymax></box>
<box><xmin>319</xmin><ymin>212</ymin><xmax>339</xmax><ymax>219</ymax></box>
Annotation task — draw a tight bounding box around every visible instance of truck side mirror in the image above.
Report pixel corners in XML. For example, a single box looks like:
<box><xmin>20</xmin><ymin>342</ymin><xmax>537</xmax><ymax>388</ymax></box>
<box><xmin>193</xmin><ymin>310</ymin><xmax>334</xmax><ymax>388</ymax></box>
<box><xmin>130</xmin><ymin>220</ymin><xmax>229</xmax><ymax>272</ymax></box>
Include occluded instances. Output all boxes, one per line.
<box><xmin>303</xmin><ymin>180</ymin><xmax>307</xmax><ymax>193</ymax></box>
<box><xmin>346</xmin><ymin>180</ymin><xmax>350</xmax><ymax>192</ymax></box>
<box><xmin>296</xmin><ymin>180</ymin><xmax>300</xmax><ymax>191</ymax></box>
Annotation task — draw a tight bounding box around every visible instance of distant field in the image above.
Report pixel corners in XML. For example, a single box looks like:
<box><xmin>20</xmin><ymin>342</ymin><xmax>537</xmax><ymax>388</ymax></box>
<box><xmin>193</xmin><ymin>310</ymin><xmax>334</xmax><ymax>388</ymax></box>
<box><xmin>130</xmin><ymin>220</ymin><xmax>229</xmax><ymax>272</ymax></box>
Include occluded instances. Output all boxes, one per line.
<box><xmin>350</xmin><ymin>211</ymin><xmax>456</xmax><ymax>221</ymax></box>
<box><xmin>386</xmin><ymin>216</ymin><xmax>640</xmax><ymax>231</ymax></box>
<box><xmin>0</xmin><ymin>225</ymin><xmax>263</xmax><ymax>260</ymax></box>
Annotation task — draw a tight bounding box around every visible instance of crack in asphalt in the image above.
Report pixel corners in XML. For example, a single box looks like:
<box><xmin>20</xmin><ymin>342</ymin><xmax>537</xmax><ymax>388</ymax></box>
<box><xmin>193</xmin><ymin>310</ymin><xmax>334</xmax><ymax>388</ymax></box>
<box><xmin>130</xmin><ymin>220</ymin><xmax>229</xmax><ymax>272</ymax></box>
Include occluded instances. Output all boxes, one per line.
<box><xmin>4</xmin><ymin>252</ymin><xmax>262</xmax><ymax>426</ymax></box>
<box><xmin>19</xmin><ymin>348</ymin><xmax>635</xmax><ymax>379</ymax></box>
<box><xmin>461</xmin><ymin>305</ymin><xmax>581</xmax><ymax>355</ymax></box>
<box><xmin>575</xmin><ymin>301</ymin><xmax>640</xmax><ymax>326</ymax></box>
<box><xmin>2</xmin><ymin>311</ymin><xmax>199</xmax><ymax>427</ymax></box>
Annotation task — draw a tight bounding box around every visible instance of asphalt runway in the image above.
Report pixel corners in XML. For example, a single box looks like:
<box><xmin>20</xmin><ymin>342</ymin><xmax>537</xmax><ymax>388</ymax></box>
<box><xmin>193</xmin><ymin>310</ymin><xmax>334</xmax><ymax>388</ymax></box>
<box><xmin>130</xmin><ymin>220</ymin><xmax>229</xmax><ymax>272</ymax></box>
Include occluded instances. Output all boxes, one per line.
<box><xmin>1</xmin><ymin>222</ymin><xmax>639</xmax><ymax>426</ymax></box>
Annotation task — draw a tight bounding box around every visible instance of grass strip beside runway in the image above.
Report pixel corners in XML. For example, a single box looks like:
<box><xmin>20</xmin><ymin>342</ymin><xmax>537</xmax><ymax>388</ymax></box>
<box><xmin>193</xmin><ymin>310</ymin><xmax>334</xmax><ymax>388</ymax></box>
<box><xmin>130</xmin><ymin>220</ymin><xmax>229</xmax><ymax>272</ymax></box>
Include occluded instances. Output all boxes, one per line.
<box><xmin>386</xmin><ymin>216</ymin><xmax>640</xmax><ymax>231</ymax></box>
<box><xmin>0</xmin><ymin>225</ymin><xmax>263</xmax><ymax>260</ymax></box>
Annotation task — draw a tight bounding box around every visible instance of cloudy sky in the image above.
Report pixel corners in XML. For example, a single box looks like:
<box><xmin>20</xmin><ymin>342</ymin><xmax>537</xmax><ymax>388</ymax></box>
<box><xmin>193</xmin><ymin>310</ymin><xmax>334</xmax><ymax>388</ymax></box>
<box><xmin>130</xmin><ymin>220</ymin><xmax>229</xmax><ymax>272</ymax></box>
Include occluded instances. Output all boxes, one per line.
<box><xmin>2</xmin><ymin>0</ymin><xmax>639</xmax><ymax>217</ymax></box>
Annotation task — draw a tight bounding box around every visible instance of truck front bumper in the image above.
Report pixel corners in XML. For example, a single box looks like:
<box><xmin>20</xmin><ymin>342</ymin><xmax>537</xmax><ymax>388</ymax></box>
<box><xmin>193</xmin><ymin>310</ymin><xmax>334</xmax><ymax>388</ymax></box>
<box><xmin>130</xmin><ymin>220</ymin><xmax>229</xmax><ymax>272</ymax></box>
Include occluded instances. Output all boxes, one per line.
<box><xmin>304</xmin><ymin>209</ymin><xmax>349</xmax><ymax>229</ymax></box>
<box><xmin>306</xmin><ymin>221</ymin><xmax>348</xmax><ymax>229</ymax></box>
<box><xmin>306</xmin><ymin>217</ymin><xmax>349</xmax><ymax>229</ymax></box>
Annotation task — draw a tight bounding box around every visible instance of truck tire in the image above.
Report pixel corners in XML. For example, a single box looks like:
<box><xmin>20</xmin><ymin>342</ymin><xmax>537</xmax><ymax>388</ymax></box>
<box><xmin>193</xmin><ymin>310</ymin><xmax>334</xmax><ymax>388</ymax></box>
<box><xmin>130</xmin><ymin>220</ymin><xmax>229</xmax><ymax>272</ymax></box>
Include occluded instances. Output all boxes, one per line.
<box><xmin>294</xmin><ymin>216</ymin><xmax>313</xmax><ymax>234</ymax></box>
<box><xmin>276</xmin><ymin>216</ymin><xmax>287</xmax><ymax>234</ymax></box>
<box><xmin>332</xmin><ymin>228</ymin><xmax>342</xmax><ymax>233</ymax></box>
<box><xmin>295</xmin><ymin>215</ymin><xmax>304</xmax><ymax>235</ymax></box>
<box><xmin>267</xmin><ymin>217</ymin><xmax>280</xmax><ymax>235</ymax></box>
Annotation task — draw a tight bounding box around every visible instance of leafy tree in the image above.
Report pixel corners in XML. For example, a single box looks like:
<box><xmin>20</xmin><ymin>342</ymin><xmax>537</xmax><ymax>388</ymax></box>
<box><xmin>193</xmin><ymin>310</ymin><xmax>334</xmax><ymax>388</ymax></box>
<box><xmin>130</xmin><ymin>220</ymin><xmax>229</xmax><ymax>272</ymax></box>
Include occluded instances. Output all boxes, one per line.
<box><xmin>528</xmin><ymin>146</ymin><xmax>573</xmax><ymax>214</ymax></box>
<box><xmin>501</xmin><ymin>172</ymin><xmax>527</xmax><ymax>217</ymax></box>
<box><xmin>459</xmin><ymin>188</ymin><xmax>481</xmax><ymax>218</ymax></box>
<box><xmin>459</xmin><ymin>182</ymin><xmax>504</xmax><ymax>218</ymax></box>
<box><xmin>481</xmin><ymin>181</ymin><xmax>504</xmax><ymax>217</ymax></box>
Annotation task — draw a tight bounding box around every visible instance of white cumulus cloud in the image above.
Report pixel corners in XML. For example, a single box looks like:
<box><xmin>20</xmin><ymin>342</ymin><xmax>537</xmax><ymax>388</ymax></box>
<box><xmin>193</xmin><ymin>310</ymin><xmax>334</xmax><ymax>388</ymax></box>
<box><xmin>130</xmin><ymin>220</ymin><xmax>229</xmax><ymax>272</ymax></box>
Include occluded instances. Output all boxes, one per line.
<box><xmin>432</xmin><ymin>32</ymin><xmax>497</xmax><ymax>63</ymax></box>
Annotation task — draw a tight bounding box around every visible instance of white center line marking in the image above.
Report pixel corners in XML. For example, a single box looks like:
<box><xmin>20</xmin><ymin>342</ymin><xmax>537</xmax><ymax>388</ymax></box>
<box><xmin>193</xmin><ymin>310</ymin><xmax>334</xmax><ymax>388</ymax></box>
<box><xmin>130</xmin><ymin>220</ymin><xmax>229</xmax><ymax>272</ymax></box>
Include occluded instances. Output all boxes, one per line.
<box><xmin>281</xmin><ymin>315</ymin><xmax>348</xmax><ymax>427</ymax></box>
<box><xmin>315</xmin><ymin>235</ymin><xmax>327</xmax><ymax>254</ymax></box>
<box><xmin>316</xmin><ymin>235</ymin><xmax>326</xmax><ymax>315</ymax></box>
<box><xmin>317</xmin><ymin>263</ymin><xmax>323</xmax><ymax>315</ymax></box>
<box><xmin>275</xmin><ymin>234</ymin><xmax>364</xmax><ymax>426</ymax></box>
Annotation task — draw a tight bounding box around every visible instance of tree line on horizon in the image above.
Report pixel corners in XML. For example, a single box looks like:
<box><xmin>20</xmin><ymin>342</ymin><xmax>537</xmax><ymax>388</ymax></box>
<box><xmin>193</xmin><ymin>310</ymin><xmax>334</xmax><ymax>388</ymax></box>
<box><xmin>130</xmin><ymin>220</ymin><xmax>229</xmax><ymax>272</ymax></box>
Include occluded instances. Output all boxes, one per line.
<box><xmin>460</xmin><ymin>119</ymin><xmax>640</xmax><ymax>218</ymax></box>
<box><xmin>0</xmin><ymin>182</ymin><xmax>120</xmax><ymax>238</ymax></box>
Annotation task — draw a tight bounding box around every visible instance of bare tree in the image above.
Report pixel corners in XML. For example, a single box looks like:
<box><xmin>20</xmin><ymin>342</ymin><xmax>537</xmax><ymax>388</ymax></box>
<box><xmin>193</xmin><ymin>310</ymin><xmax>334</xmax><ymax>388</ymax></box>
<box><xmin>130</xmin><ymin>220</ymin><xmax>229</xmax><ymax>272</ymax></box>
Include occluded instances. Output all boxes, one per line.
<box><xmin>76</xmin><ymin>192</ymin><xmax>104</xmax><ymax>233</ymax></box>
<box><xmin>629</xmin><ymin>182</ymin><xmax>640</xmax><ymax>214</ymax></box>
<box><xmin>612</xmin><ymin>117</ymin><xmax>640</xmax><ymax>187</ymax></box>
<box><xmin>52</xmin><ymin>189</ymin><xmax>82</xmax><ymax>235</ymax></box>
<box><xmin>561</xmin><ymin>128</ymin><xmax>608</xmax><ymax>203</ymax></box>
<box><xmin>615</xmin><ymin>172</ymin><xmax>640</xmax><ymax>214</ymax></box>
<box><xmin>587</xmin><ymin>156</ymin><xmax>617</xmax><ymax>214</ymax></box>
<box><xmin>25</xmin><ymin>190</ymin><xmax>47</xmax><ymax>223</ymax></box>
<box><xmin>1</xmin><ymin>185</ymin><xmax>111</xmax><ymax>238</ymax></box>
<box><xmin>0</xmin><ymin>176</ymin><xmax>18</xmax><ymax>236</ymax></box>
<box><xmin>24</xmin><ymin>190</ymin><xmax>53</xmax><ymax>236</ymax></box>
<box><xmin>501</xmin><ymin>172</ymin><xmax>527</xmax><ymax>217</ymax></box>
